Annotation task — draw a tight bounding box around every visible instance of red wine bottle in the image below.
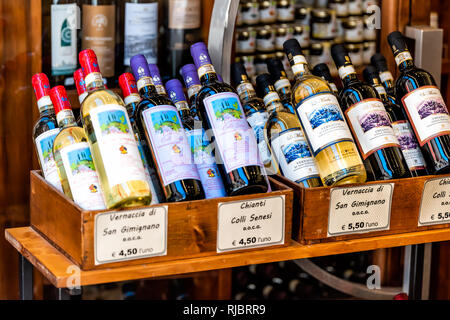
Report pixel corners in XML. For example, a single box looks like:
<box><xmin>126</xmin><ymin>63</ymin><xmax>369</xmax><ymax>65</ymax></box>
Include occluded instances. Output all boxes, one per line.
<box><xmin>388</xmin><ymin>31</ymin><xmax>450</xmax><ymax>174</ymax></box>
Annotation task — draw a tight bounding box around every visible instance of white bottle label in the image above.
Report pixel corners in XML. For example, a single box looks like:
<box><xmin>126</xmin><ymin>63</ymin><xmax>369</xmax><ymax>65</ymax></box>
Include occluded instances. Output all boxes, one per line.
<box><xmin>256</xmin><ymin>37</ymin><xmax>274</xmax><ymax>52</ymax></box>
<box><xmin>60</xmin><ymin>142</ymin><xmax>106</xmax><ymax>210</ymax></box>
<box><xmin>270</xmin><ymin>129</ymin><xmax>319</xmax><ymax>183</ymax></box>
<box><xmin>124</xmin><ymin>2</ymin><xmax>158</xmax><ymax>65</ymax></box>
<box><xmin>418</xmin><ymin>176</ymin><xmax>450</xmax><ymax>226</ymax></box>
<box><xmin>379</xmin><ymin>71</ymin><xmax>394</xmax><ymax>84</ymax></box>
<box><xmin>142</xmin><ymin>105</ymin><xmax>200</xmax><ymax>186</ymax></box>
<box><xmin>401</xmin><ymin>86</ymin><xmax>450</xmax><ymax>146</ymax></box>
<box><xmin>237</xmin><ymin>37</ymin><xmax>256</xmax><ymax>54</ymax></box>
<box><xmin>277</xmin><ymin>5</ymin><xmax>294</xmax><ymax>21</ymax></box>
<box><xmin>312</xmin><ymin>22</ymin><xmax>335</xmax><ymax>39</ymax></box>
<box><xmin>169</xmin><ymin>0</ymin><xmax>201</xmax><ymax>29</ymax></box>
<box><xmin>51</xmin><ymin>3</ymin><xmax>78</xmax><ymax>76</ymax></box>
<box><xmin>90</xmin><ymin>104</ymin><xmax>148</xmax><ymax>187</ymax></box>
<box><xmin>247</xmin><ymin>111</ymin><xmax>272</xmax><ymax>165</ymax></box>
<box><xmin>35</xmin><ymin>129</ymin><xmax>63</xmax><ymax>192</ymax></box>
<box><xmin>392</xmin><ymin>120</ymin><xmax>426</xmax><ymax>170</ymax></box>
<box><xmin>345</xmin><ymin>99</ymin><xmax>400</xmax><ymax>159</ymax></box>
<box><xmin>297</xmin><ymin>93</ymin><xmax>354</xmax><ymax>155</ymax></box>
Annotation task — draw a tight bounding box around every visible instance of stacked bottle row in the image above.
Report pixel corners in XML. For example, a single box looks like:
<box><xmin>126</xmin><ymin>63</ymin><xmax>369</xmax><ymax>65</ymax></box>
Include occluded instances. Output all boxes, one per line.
<box><xmin>236</xmin><ymin>0</ymin><xmax>380</xmax><ymax>83</ymax></box>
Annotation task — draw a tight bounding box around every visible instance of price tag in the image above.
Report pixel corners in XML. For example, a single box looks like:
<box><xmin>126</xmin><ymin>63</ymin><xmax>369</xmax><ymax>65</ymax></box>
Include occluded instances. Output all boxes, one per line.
<box><xmin>94</xmin><ymin>206</ymin><xmax>168</xmax><ymax>265</ymax></box>
<box><xmin>217</xmin><ymin>195</ymin><xmax>285</xmax><ymax>253</ymax></box>
<box><xmin>418</xmin><ymin>176</ymin><xmax>450</xmax><ymax>226</ymax></box>
<box><xmin>327</xmin><ymin>183</ymin><xmax>393</xmax><ymax>237</ymax></box>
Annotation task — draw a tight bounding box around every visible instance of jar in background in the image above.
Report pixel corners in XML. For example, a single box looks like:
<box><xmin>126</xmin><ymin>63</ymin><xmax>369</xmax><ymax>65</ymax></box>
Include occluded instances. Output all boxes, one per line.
<box><xmin>293</xmin><ymin>25</ymin><xmax>310</xmax><ymax>59</ymax></box>
<box><xmin>345</xmin><ymin>42</ymin><xmax>363</xmax><ymax>67</ymax></box>
<box><xmin>343</xmin><ymin>17</ymin><xmax>364</xmax><ymax>43</ymax></box>
<box><xmin>348</xmin><ymin>0</ymin><xmax>363</xmax><ymax>16</ymax></box>
<box><xmin>330</xmin><ymin>0</ymin><xmax>349</xmax><ymax>43</ymax></box>
<box><xmin>242</xmin><ymin>0</ymin><xmax>260</xmax><ymax>26</ymax></box>
<box><xmin>308</xmin><ymin>42</ymin><xmax>324</xmax><ymax>68</ymax></box>
<box><xmin>275</xmin><ymin>26</ymin><xmax>293</xmax><ymax>51</ymax></box>
<box><xmin>362</xmin><ymin>41</ymin><xmax>376</xmax><ymax>65</ymax></box>
<box><xmin>256</xmin><ymin>27</ymin><xmax>275</xmax><ymax>52</ymax></box>
<box><xmin>277</xmin><ymin>0</ymin><xmax>295</xmax><ymax>23</ymax></box>
<box><xmin>295</xmin><ymin>6</ymin><xmax>311</xmax><ymax>26</ymax></box>
<box><xmin>311</xmin><ymin>9</ymin><xmax>335</xmax><ymax>41</ymax></box>
<box><xmin>236</xmin><ymin>29</ymin><xmax>256</xmax><ymax>54</ymax></box>
<box><xmin>255</xmin><ymin>53</ymin><xmax>274</xmax><ymax>76</ymax></box>
<box><xmin>259</xmin><ymin>0</ymin><xmax>277</xmax><ymax>24</ymax></box>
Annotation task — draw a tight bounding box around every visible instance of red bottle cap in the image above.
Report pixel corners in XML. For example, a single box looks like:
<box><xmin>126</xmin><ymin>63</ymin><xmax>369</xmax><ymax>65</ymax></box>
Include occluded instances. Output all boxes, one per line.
<box><xmin>79</xmin><ymin>49</ymin><xmax>101</xmax><ymax>76</ymax></box>
<box><xmin>74</xmin><ymin>68</ymin><xmax>87</xmax><ymax>95</ymax></box>
<box><xmin>31</xmin><ymin>73</ymin><xmax>51</xmax><ymax>100</ymax></box>
<box><xmin>50</xmin><ymin>86</ymin><xmax>72</xmax><ymax>115</ymax></box>
<box><xmin>119</xmin><ymin>73</ymin><xmax>138</xmax><ymax>98</ymax></box>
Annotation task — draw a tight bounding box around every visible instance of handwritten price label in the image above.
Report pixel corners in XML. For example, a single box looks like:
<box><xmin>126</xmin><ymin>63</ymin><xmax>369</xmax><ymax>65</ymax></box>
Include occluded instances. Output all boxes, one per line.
<box><xmin>327</xmin><ymin>183</ymin><xmax>393</xmax><ymax>237</ymax></box>
<box><xmin>94</xmin><ymin>206</ymin><xmax>168</xmax><ymax>265</ymax></box>
<box><xmin>217</xmin><ymin>195</ymin><xmax>285</xmax><ymax>253</ymax></box>
<box><xmin>418</xmin><ymin>176</ymin><xmax>450</xmax><ymax>226</ymax></box>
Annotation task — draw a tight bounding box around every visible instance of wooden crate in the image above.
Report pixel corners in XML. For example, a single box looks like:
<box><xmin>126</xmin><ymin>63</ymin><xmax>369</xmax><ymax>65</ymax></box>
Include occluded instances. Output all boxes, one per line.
<box><xmin>274</xmin><ymin>174</ymin><xmax>450</xmax><ymax>244</ymax></box>
<box><xmin>30</xmin><ymin>170</ymin><xmax>293</xmax><ymax>270</ymax></box>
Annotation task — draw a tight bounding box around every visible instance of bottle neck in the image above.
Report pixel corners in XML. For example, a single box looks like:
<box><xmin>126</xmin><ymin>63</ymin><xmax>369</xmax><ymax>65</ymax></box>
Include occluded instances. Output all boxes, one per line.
<box><xmin>198</xmin><ymin>64</ymin><xmax>219</xmax><ymax>85</ymax></box>
<box><xmin>85</xmin><ymin>72</ymin><xmax>105</xmax><ymax>92</ymax></box>
<box><xmin>236</xmin><ymin>81</ymin><xmax>258</xmax><ymax>102</ymax></box>
<box><xmin>174</xmin><ymin>101</ymin><xmax>191</xmax><ymax>118</ymax></box>
<box><xmin>187</xmin><ymin>84</ymin><xmax>201</xmax><ymax>104</ymax></box>
<box><xmin>338</xmin><ymin>64</ymin><xmax>358</xmax><ymax>87</ymax></box>
<box><xmin>57</xmin><ymin>110</ymin><xmax>77</xmax><ymax>128</ymax></box>
<box><xmin>36</xmin><ymin>96</ymin><xmax>54</xmax><ymax>114</ymax></box>
<box><xmin>274</xmin><ymin>77</ymin><xmax>292</xmax><ymax>97</ymax></box>
<box><xmin>372</xmin><ymin>83</ymin><xmax>389</xmax><ymax>102</ymax></box>
<box><xmin>124</xmin><ymin>94</ymin><xmax>141</xmax><ymax>117</ymax></box>
<box><xmin>395</xmin><ymin>50</ymin><xmax>415</xmax><ymax>72</ymax></box>
<box><xmin>139</xmin><ymin>84</ymin><xmax>158</xmax><ymax>98</ymax></box>
<box><xmin>290</xmin><ymin>54</ymin><xmax>311</xmax><ymax>80</ymax></box>
<box><xmin>262</xmin><ymin>88</ymin><xmax>286</xmax><ymax>113</ymax></box>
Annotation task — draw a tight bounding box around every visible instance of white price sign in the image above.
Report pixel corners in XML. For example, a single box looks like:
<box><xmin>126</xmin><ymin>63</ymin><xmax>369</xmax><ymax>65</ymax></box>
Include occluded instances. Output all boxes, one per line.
<box><xmin>418</xmin><ymin>176</ymin><xmax>450</xmax><ymax>226</ymax></box>
<box><xmin>327</xmin><ymin>183</ymin><xmax>393</xmax><ymax>237</ymax></box>
<box><xmin>94</xmin><ymin>206</ymin><xmax>168</xmax><ymax>265</ymax></box>
<box><xmin>217</xmin><ymin>195</ymin><xmax>285</xmax><ymax>253</ymax></box>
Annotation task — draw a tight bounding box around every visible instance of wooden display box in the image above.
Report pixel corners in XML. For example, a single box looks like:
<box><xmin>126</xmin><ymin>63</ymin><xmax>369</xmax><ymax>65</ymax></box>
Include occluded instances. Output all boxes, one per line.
<box><xmin>30</xmin><ymin>170</ymin><xmax>293</xmax><ymax>270</ymax></box>
<box><xmin>274</xmin><ymin>174</ymin><xmax>450</xmax><ymax>244</ymax></box>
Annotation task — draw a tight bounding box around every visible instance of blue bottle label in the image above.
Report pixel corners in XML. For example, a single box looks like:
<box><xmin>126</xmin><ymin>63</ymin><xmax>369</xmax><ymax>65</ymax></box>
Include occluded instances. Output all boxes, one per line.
<box><xmin>187</xmin><ymin>129</ymin><xmax>227</xmax><ymax>199</ymax></box>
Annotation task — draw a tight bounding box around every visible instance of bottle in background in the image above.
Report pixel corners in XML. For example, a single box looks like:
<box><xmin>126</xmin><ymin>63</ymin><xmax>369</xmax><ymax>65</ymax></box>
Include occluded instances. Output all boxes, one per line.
<box><xmin>284</xmin><ymin>39</ymin><xmax>366</xmax><ymax>186</ymax></box>
<box><xmin>166</xmin><ymin>79</ymin><xmax>227</xmax><ymax>199</ymax></box>
<box><xmin>266</xmin><ymin>58</ymin><xmax>295</xmax><ymax>114</ymax></box>
<box><xmin>32</xmin><ymin>73</ymin><xmax>63</xmax><ymax>192</ymax></box>
<box><xmin>191</xmin><ymin>42</ymin><xmax>269</xmax><ymax>196</ymax></box>
<box><xmin>331</xmin><ymin>44</ymin><xmax>410</xmax><ymax>180</ymax></box>
<box><xmin>312</xmin><ymin>63</ymin><xmax>339</xmax><ymax>95</ymax></box>
<box><xmin>79</xmin><ymin>49</ymin><xmax>152</xmax><ymax>208</ymax></box>
<box><xmin>82</xmin><ymin>0</ymin><xmax>116</xmax><ymax>84</ymax></box>
<box><xmin>256</xmin><ymin>73</ymin><xmax>321</xmax><ymax>187</ymax></box>
<box><xmin>363</xmin><ymin>66</ymin><xmax>428</xmax><ymax>177</ymax></box>
<box><xmin>370</xmin><ymin>53</ymin><xmax>395</xmax><ymax>97</ymax></box>
<box><xmin>148</xmin><ymin>64</ymin><xmax>167</xmax><ymax>96</ymax></box>
<box><xmin>50</xmin><ymin>86</ymin><xmax>106</xmax><ymax>210</ymax></box>
<box><xmin>130</xmin><ymin>54</ymin><xmax>205</xmax><ymax>202</ymax></box>
<box><xmin>118</xmin><ymin>72</ymin><xmax>164</xmax><ymax>204</ymax></box>
<box><xmin>388</xmin><ymin>31</ymin><xmax>450</xmax><ymax>174</ymax></box>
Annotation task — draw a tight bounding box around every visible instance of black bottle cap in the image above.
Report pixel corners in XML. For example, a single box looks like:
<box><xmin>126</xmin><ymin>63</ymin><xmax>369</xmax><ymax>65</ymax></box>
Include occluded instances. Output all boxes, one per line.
<box><xmin>283</xmin><ymin>39</ymin><xmax>304</xmax><ymax>64</ymax></box>
<box><xmin>230</xmin><ymin>62</ymin><xmax>249</xmax><ymax>88</ymax></box>
<box><xmin>370</xmin><ymin>53</ymin><xmax>389</xmax><ymax>72</ymax></box>
<box><xmin>387</xmin><ymin>31</ymin><xmax>409</xmax><ymax>55</ymax></box>
<box><xmin>256</xmin><ymin>73</ymin><xmax>274</xmax><ymax>97</ymax></box>
<box><xmin>362</xmin><ymin>66</ymin><xmax>379</xmax><ymax>84</ymax></box>
<box><xmin>312</xmin><ymin>63</ymin><xmax>332</xmax><ymax>81</ymax></box>
<box><xmin>267</xmin><ymin>58</ymin><xmax>286</xmax><ymax>81</ymax></box>
<box><xmin>331</xmin><ymin>44</ymin><xmax>352</xmax><ymax>68</ymax></box>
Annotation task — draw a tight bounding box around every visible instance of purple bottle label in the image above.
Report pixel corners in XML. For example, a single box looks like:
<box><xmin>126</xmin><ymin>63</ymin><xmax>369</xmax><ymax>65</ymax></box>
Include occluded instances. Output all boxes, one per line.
<box><xmin>187</xmin><ymin>129</ymin><xmax>227</xmax><ymax>199</ymax></box>
<box><xmin>142</xmin><ymin>105</ymin><xmax>200</xmax><ymax>186</ymax></box>
<box><xmin>203</xmin><ymin>92</ymin><xmax>262</xmax><ymax>173</ymax></box>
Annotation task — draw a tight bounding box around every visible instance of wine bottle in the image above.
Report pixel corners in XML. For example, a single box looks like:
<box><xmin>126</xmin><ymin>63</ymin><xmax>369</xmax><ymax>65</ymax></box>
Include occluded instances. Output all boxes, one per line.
<box><xmin>191</xmin><ymin>42</ymin><xmax>269</xmax><ymax>195</ymax></box>
<box><xmin>50</xmin><ymin>86</ymin><xmax>106</xmax><ymax>210</ymax></box>
<box><xmin>363</xmin><ymin>66</ymin><xmax>428</xmax><ymax>177</ymax></box>
<box><xmin>231</xmin><ymin>62</ymin><xmax>279</xmax><ymax>176</ymax></box>
<box><xmin>266</xmin><ymin>58</ymin><xmax>295</xmax><ymax>114</ymax></box>
<box><xmin>388</xmin><ymin>31</ymin><xmax>450</xmax><ymax>174</ymax></box>
<box><xmin>180</xmin><ymin>63</ymin><xmax>202</xmax><ymax>114</ymax></box>
<box><xmin>370</xmin><ymin>53</ymin><xmax>395</xmax><ymax>97</ymax></box>
<box><xmin>256</xmin><ymin>74</ymin><xmax>322</xmax><ymax>187</ymax></box>
<box><xmin>31</xmin><ymin>73</ymin><xmax>63</xmax><ymax>191</ymax></box>
<box><xmin>123</xmin><ymin>0</ymin><xmax>158</xmax><ymax>67</ymax></box>
<box><xmin>331</xmin><ymin>44</ymin><xmax>410</xmax><ymax>180</ymax></box>
<box><xmin>119</xmin><ymin>72</ymin><xmax>164</xmax><ymax>203</ymax></box>
<box><xmin>148</xmin><ymin>64</ymin><xmax>167</xmax><ymax>96</ymax></box>
<box><xmin>50</xmin><ymin>0</ymin><xmax>78</xmax><ymax>86</ymax></box>
<box><xmin>312</xmin><ymin>63</ymin><xmax>339</xmax><ymax>95</ymax></box>
<box><xmin>130</xmin><ymin>54</ymin><xmax>205</xmax><ymax>202</ymax></box>
<box><xmin>284</xmin><ymin>39</ymin><xmax>366</xmax><ymax>186</ymax></box>
<box><xmin>163</xmin><ymin>0</ymin><xmax>202</xmax><ymax>79</ymax></box>
<box><xmin>79</xmin><ymin>49</ymin><xmax>151</xmax><ymax>208</ymax></box>
<box><xmin>166</xmin><ymin>79</ymin><xmax>227</xmax><ymax>199</ymax></box>
<box><xmin>81</xmin><ymin>0</ymin><xmax>116</xmax><ymax>85</ymax></box>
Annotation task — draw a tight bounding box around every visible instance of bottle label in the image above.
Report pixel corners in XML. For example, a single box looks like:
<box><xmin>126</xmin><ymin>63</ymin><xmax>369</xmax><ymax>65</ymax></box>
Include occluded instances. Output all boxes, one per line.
<box><xmin>237</xmin><ymin>37</ymin><xmax>256</xmax><ymax>54</ymax></box>
<box><xmin>51</xmin><ymin>3</ymin><xmax>78</xmax><ymax>76</ymax></box>
<box><xmin>203</xmin><ymin>92</ymin><xmax>261</xmax><ymax>173</ymax></box>
<box><xmin>395</xmin><ymin>51</ymin><xmax>413</xmax><ymax>66</ymax></box>
<box><xmin>236</xmin><ymin>82</ymin><xmax>256</xmax><ymax>100</ymax></box>
<box><xmin>90</xmin><ymin>104</ymin><xmax>148</xmax><ymax>187</ymax></box>
<box><xmin>187</xmin><ymin>84</ymin><xmax>202</xmax><ymax>101</ymax></box>
<box><xmin>82</xmin><ymin>4</ymin><xmax>116</xmax><ymax>77</ymax></box>
<box><xmin>401</xmin><ymin>86</ymin><xmax>450</xmax><ymax>146</ymax></box>
<box><xmin>277</xmin><ymin>5</ymin><xmax>294</xmax><ymax>21</ymax></box>
<box><xmin>345</xmin><ymin>98</ymin><xmax>400</xmax><ymax>159</ymax></box>
<box><xmin>270</xmin><ymin>129</ymin><xmax>319</xmax><ymax>182</ymax></box>
<box><xmin>379</xmin><ymin>71</ymin><xmax>394</xmax><ymax>84</ymax></box>
<box><xmin>256</xmin><ymin>37</ymin><xmax>274</xmax><ymax>52</ymax></box>
<box><xmin>259</xmin><ymin>1</ymin><xmax>277</xmax><ymax>23</ymax></box>
<box><xmin>312</xmin><ymin>22</ymin><xmax>335</xmax><ymax>40</ymax></box>
<box><xmin>274</xmin><ymin>78</ymin><xmax>291</xmax><ymax>92</ymax></box>
<box><xmin>124</xmin><ymin>94</ymin><xmax>141</xmax><ymax>106</ymax></box>
<box><xmin>263</xmin><ymin>92</ymin><xmax>279</xmax><ymax>106</ymax></box>
<box><xmin>374</xmin><ymin>85</ymin><xmax>387</xmax><ymax>97</ymax></box>
<box><xmin>338</xmin><ymin>65</ymin><xmax>356</xmax><ymax>79</ymax></box>
<box><xmin>169</xmin><ymin>0</ymin><xmax>201</xmax><ymax>29</ymax></box>
<box><xmin>392</xmin><ymin>120</ymin><xmax>426</xmax><ymax>170</ymax></box>
<box><xmin>142</xmin><ymin>105</ymin><xmax>200</xmax><ymax>186</ymax></box>
<box><xmin>186</xmin><ymin>129</ymin><xmax>227</xmax><ymax>199</ymax></box>
<box><xmin>247</xmin><ymin>111</ymin><xmax>272</xmax><ymax>165</ymax></box>
<box><xmin>124</xmin><ymin>2</ymin><xmax>158</xmax><ymax>66</ymax></box>
<box><xmin>297</xmin><ymin>93</ymin><xmax>354</xmax><ymax>155</ymax></box>
<box><xmin>60</xmin><ymin>142</ymin><xmax>106</xmax><ymax>210</ymax></box>
<box><xmin>35</xmin><ymin>129</ymin><xmax>63</xmax><ymax>192</ymax></box>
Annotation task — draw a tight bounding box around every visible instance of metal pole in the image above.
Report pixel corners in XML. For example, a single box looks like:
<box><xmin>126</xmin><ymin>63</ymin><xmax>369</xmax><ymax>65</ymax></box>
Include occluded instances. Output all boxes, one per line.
<box><xmin>19</xmin><ymin>254</ymin><xmax>33</xmax><ymax>300</ymax></box>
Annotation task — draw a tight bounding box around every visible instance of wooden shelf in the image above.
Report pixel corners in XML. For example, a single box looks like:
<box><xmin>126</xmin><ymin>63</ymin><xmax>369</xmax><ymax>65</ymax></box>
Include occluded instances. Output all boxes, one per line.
<box><xmin>6</xmin><ymin>226</ymin><xmax>450</xmax><ymax>288</ymax></box>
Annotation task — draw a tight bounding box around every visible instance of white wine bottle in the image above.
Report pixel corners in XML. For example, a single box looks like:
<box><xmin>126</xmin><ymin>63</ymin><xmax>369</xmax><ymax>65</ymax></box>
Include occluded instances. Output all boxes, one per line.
<box><xmin>79</xmin><ymin>49</ymin><xmax>151</xmax><ymax>208</ymax></box>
